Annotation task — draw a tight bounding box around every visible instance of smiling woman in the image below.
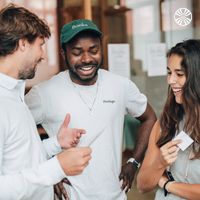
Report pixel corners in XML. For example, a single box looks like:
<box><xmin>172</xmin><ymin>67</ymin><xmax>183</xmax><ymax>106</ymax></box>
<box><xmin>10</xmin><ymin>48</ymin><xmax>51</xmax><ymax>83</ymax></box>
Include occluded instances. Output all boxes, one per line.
<box><xmin>166</xmin><ymin>54</ymin><xmax>186</xmax><ymax>104</ymax></box>
<box><xmin>137</xmin><ymin>39</ymin><xmax>200</xmax><ymax>200</ymax></box>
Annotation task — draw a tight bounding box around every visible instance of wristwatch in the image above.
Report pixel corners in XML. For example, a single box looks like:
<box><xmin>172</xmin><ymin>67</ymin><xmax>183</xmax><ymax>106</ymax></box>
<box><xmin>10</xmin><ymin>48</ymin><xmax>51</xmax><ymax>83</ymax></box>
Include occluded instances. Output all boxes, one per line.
<box><xmin>127</xmin><ymin>157</ymin><xmax>141</xmax><ymax>168</ymax></box>
<box><xmin>163</xmin><ymin>179</ymin><xmax>174</xmax><ymax>196</ymax></box>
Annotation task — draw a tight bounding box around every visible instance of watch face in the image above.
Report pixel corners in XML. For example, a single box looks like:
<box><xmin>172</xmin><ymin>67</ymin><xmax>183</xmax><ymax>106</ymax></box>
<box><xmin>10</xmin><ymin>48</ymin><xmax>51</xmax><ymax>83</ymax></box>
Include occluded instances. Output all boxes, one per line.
<box><xmin>127</xmin><ymin>158</ymin><xmax>140</xmax><ymax>168</ymax></box>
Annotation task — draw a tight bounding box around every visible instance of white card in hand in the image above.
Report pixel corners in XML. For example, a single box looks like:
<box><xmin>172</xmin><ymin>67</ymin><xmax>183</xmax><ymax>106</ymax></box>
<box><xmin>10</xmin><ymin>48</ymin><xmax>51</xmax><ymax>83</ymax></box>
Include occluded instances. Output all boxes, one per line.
<box><xmin>174</xmin><ymin>131</ymin><xmax>194</xmax><ymax>151</ymax></box>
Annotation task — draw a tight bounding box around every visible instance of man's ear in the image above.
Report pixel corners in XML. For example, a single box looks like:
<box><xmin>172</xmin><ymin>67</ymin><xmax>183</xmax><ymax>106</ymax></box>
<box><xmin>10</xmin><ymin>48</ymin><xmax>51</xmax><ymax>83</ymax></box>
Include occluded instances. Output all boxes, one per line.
<box><xmin>60</xmin><ymin>49</ymin><xmax>65</xmax><ymax>60</ymax></box>
<box><xmin>18</xmin><ymin>39</ymin><xmax>28</xmax><ymax>52</ymax></box>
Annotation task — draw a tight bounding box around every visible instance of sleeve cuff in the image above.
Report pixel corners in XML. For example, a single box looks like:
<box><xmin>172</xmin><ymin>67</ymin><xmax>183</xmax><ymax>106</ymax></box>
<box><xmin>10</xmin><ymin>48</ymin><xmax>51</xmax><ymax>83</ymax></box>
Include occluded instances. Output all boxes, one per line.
<box><xmin>22</xmin><ymin>156</ymin><xmax>66</xmax><ymax>186</ymax></box>
<box><xmin>43</xmin><ymin>135</ymin><xmax>62</xmax><ymax>158</ymax></box>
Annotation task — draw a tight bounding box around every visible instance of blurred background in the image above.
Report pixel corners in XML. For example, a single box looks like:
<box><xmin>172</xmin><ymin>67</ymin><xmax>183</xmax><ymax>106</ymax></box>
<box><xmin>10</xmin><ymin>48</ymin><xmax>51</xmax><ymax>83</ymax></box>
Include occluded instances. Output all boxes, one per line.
<box><xmin>1</xmin><ymin>1</ymin><xmax>199</xmax><ymax>199</ymax></box>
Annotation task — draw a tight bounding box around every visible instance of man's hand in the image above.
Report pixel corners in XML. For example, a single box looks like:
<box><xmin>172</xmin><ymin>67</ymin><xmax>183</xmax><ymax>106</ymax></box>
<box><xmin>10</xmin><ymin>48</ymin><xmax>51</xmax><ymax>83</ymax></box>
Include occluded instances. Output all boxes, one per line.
<box><xmin>119</xmin><ymin>162</ymin><xmax>137</xmax><ymax>193</ymax></box>
<box><xmin>57</xmin><ymin>114</ymin><xmax>86</xmax><ymax>149</ymax></box>
<box><xmin>57</xmin><ymin>147</ymin><xmax>92</xmax><ymax>176</ymax></box>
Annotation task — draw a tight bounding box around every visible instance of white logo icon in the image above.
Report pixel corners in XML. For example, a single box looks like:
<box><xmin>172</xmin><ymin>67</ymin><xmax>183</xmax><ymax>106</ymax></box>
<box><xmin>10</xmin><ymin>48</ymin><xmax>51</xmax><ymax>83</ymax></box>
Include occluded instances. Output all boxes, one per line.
<box><xmin>174</xmin><ymin>8</ymin><xmax>192</xmax><ymax>26</ymax></box>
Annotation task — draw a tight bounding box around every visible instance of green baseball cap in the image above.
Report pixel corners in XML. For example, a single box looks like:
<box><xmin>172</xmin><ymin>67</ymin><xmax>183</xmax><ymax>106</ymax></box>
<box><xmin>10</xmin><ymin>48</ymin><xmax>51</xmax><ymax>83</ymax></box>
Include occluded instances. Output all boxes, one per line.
<box><xmin>60</xmin><ymin>19</ymin><xmax>102</xmax><ymax>44</ymax></box>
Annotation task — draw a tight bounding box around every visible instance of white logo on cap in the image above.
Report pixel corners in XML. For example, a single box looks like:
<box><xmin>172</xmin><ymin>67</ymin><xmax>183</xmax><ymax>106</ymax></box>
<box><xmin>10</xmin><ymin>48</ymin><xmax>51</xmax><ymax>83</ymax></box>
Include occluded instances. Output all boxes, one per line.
<box><xmin>72</xmin><ymin>23</ymin><xmax>89</xmax><ymax>29</ymax></box>
<box><xmin>174</xmin><ymin>8</ymin><xmax>192</xmax><ymax>26</ymax></box>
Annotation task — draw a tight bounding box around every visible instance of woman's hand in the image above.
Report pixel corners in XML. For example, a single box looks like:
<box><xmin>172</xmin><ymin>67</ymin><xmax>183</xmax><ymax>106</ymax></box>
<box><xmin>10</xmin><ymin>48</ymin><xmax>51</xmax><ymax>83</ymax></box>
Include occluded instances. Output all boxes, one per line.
<box><xmin>159</xmin><ymin>139</ymin><xmax>181</xmax><ymax>167</ymax></box>
<box><xmin>158</xmin><ymin>175</ymin><xmax>168</xmax><ymax>188</ymax></box>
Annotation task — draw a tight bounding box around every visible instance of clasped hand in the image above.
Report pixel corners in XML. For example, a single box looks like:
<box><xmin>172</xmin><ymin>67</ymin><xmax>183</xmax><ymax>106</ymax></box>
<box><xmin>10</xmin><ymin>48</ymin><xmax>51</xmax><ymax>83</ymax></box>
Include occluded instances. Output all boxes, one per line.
<box><xmin>119</xmin><ymin>162</ymin><xmax>137</xmax><ymax>193</ymax></box>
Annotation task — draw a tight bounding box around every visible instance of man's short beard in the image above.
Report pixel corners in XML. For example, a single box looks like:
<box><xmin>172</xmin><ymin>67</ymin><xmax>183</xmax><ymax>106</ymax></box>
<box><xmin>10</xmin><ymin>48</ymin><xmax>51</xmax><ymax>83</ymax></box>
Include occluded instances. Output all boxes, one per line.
<box><xmin>65</xmin><ymin>56</ymin><xmax>103</xmax><ymax>84</ymax></box>
<box><xmin>18</xmin><ymin>69</ymin><xmax>35</xmax><ymax>80</ymax></box>
<box><xmin>68</xmin><ymin>65</ymin><xmax>99</xmax><ymax>83</ymax></box>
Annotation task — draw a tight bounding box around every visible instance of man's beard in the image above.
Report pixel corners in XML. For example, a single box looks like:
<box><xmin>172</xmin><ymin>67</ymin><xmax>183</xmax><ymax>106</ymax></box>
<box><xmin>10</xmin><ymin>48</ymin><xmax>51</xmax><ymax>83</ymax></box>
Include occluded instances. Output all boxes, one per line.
<box><xmin>65</xmin><ymin>57</ymin><xmax>103</xmax><ymax>85</ymax></box>
<box><xmin>18</xmin><ymin>68</ymin><xmax>36</xmax><ymax>80</ymax></box>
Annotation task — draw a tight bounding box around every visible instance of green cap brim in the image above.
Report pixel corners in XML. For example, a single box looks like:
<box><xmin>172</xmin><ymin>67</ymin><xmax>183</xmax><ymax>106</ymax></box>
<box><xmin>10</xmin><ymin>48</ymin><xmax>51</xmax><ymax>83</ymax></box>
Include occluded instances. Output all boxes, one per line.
<box><xmin>60</xmin><ymin>19</ymin><xmax>102</xmax><ymax>45</ymax></box>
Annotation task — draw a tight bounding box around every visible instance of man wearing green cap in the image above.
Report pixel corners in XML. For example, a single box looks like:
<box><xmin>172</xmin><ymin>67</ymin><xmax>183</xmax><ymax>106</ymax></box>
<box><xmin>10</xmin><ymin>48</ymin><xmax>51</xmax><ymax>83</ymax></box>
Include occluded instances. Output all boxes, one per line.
<box><xmin>26</xmin><ymin>19</ymin><xmax>156</xmax><ymax>200</ymax></box>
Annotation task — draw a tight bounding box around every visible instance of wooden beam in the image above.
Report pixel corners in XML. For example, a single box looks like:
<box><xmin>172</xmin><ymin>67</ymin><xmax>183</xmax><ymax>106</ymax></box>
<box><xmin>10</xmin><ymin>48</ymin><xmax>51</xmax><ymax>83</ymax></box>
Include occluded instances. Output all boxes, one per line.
<box><xmin>83</xmin><ymin>0</ymin><xmax>92</xmax><ymax>20</ymax></box>
<box><xmin>99</xmin><ymin>0</ymin><xmax>109</xmax><ymax>70</ymax></box>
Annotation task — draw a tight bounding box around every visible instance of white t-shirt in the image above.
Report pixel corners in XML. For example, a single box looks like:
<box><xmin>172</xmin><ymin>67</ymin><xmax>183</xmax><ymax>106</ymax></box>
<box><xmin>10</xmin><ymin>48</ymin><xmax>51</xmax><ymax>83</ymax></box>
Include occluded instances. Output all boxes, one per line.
<box><xmin>0</xmin><ymin>73</ymin><xmax>65</xmax><ymax>200</ymax></box>
<box><xmin>25</xmin><ymin>69</ymin><xmax>147</xmax><ymax>200</ymax></box>
<box><xmin>71</xmin><ymin>80</ymin><xmax>99</xmax><ymax>111</ymax></box>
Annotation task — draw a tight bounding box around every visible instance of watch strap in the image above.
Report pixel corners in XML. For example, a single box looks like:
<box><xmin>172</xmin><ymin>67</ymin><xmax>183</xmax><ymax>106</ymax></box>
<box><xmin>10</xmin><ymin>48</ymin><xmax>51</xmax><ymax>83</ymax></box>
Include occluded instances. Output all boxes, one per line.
<box><xmin>127</xmin><ymin>158</ymin><xmax>141</xmax><ymax>168</ymax></box>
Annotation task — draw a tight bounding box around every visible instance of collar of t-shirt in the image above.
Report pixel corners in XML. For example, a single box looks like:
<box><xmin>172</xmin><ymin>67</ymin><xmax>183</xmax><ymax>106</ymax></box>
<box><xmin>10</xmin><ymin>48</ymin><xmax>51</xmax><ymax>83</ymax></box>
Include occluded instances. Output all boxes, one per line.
<box><xmin>0</xmin><ymin>72</ymin><xmax>25</xmax><ymax>102</ymax></box>
<box><xmin>72</xmin><ymin>81</ymin><xmax>98</xmax><ymax>110</ymax></box>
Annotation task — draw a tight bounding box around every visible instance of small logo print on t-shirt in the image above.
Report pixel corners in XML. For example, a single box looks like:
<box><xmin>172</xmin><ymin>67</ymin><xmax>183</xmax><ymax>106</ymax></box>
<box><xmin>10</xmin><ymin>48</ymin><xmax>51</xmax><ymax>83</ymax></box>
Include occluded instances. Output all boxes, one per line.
<box><xmin>103</xmin><ymin>100</ymin><xmax>115</xmax><ymax>104</ymax></box>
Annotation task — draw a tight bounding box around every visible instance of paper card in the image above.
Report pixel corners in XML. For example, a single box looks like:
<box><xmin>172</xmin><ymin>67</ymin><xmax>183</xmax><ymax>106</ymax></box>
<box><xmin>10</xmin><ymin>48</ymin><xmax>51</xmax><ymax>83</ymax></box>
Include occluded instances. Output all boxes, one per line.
<box><xmin>147</xmin><ymin>43</ymin><xmax>167</xmax><ymax>77</ymax></box>
<box><xmin>173</xmin><ymin>131</ymin><xmax>194</xmax><ymax>151</ymax></box>
<box><xmin>108</xmin><ymin>43</ymin><xmax>131</xmax><ymax>79</ymax></box>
